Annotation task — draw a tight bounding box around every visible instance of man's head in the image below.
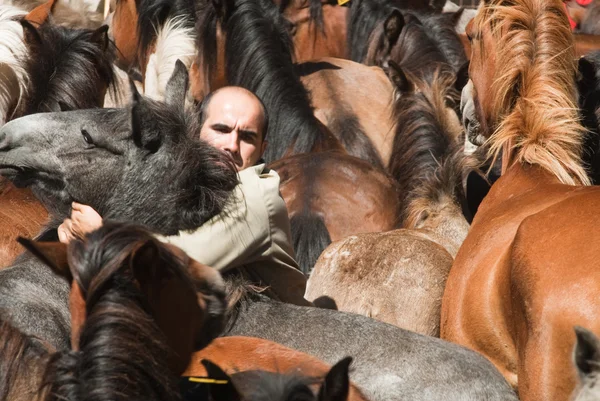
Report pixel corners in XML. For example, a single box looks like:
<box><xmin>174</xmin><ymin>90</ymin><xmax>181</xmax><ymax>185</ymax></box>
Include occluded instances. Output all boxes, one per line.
<box><xmin>199</xmin><ymin>87</ymin><xmax>268</xmax><ymax>171</ymax></box>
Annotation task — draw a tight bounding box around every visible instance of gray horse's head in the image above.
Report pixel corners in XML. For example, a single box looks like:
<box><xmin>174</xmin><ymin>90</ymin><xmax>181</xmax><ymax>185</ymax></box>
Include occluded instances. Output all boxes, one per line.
<box><xmin>0</xmin><ymin>61</ymin><xmax>238</xmax><ymax>234</ymax></box>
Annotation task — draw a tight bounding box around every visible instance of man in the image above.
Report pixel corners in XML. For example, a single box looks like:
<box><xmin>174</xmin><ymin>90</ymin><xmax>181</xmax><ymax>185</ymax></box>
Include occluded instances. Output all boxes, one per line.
<box><xmin>58</xmin><ymin>86</ymin><xmax>309</xmax><ymax>306</ymax></box>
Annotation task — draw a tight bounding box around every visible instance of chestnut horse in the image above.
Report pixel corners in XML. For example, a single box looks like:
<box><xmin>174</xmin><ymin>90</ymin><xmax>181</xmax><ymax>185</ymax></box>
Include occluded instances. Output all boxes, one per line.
<box><xmin>278</xmin><ymin>0</ymin><xmax>349</xmax><ymax>61</ymax></box>
<box><xmin>0</xmin><ymin>0</ymin><xmax>115</xmax><ymax>268</ymax></box>
<box><xmin>305</xmin><ymin>64</ymin><xmax>469</xmax><ymax>336</ymax></box>
<box><xmin>269</xmin><ymin>151</ymin><xmax>401</xmax><ymax>274</ymax></box>
<box><xmin>441</xmin><ymin>0</ymin><xmax>600</xmax><ymax>400</ymax></box>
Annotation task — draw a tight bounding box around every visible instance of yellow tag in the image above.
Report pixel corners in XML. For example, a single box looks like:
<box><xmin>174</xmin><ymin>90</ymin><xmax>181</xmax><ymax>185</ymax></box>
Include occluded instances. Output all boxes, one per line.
<box><xmin>188</xmin><ymin>377</ymin><xmax>229</xmax><ymax>385</ymax></box>
<box><xmin>338</xmin><ymin>0</ymin><xmax>350</xmax><ymax>5</ymax></box>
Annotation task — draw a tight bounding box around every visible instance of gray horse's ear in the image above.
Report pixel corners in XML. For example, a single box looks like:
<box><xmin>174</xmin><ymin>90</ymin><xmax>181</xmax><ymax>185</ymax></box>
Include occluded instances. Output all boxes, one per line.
<box><xmin>574</xmin><ymin>326</ymin><xmax>600</xmax><ymax>379</ymax></box>
<box><xmin>131</xmin><ymin>102</ymin><xmax>162</xmax><ymax>153</ymax></box>
<box><xmin>17</xmin><ymin>237</ymin><xmax>72</xmax><ymax>282</ymax></box>
<box><xmin>165</xmin><ymin>60</ymin><xmax>189</xmax><ymax>109</ymax></box>
<box><xmin>318</xmin><ymin>357</ymin><xmax>352</xmax><ymax>401</ymax></box>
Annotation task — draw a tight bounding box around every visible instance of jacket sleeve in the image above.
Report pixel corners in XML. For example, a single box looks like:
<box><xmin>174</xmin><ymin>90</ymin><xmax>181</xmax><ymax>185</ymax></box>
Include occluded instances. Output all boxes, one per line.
<box><xmin>155</xmin><ymin>166</ymin><xmax>273</xmax><ymax>271</ymax></box>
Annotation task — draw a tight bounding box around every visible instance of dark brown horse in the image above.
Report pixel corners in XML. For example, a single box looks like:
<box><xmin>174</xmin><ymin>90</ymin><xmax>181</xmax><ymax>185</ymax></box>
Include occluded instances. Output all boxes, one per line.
<box><xmin>269</xmin><ymin>151</ymin><xmax>401</xmax><ymax>274</ymax></box>
<box><xmin>0</xmin><ymin>0</ymin><xmax>115</xmax><ymax>268</ymax></box>
<box><xmin>442</xmin><ymin>0</ymin><xmax>600</xmax><ymax>400</ymax></box>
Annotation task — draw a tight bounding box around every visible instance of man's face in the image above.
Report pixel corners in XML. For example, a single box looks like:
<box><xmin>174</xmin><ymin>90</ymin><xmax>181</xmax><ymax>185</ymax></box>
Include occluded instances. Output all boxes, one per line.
<box><xmin>200</xmin><ymin>90</ymin><xmax>267</xmax><ymax>171</ymax></box>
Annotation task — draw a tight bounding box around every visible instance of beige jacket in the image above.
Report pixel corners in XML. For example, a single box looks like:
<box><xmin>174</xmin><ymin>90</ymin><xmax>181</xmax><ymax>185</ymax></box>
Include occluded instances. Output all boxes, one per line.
<box><xmin>156</xmin><ymin>164</ymin><xmax>308</xmax><ymax>306</ymax></box>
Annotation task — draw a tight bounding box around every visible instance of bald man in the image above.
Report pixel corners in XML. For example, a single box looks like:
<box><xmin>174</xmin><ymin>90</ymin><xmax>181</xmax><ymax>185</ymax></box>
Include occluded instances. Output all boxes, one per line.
<box><xmin>59</xmin><ymin>87</ymin><xmax>309</xmax><ymax>306</ymax></box>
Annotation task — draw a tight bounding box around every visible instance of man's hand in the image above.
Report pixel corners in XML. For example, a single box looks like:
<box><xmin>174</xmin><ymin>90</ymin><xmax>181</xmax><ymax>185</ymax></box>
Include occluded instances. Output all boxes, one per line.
<box><xmin>58</xmin><ymin>202</ymin><xmax>103</xmax><ymax>244</ymax></box>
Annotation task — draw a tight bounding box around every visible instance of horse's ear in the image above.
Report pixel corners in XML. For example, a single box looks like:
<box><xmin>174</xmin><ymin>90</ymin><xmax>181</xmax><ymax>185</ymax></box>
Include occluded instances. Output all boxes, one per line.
<box><xmin>429</xmin><ymin>0</ymin><xmax>446</xmax><ymax>12</ymax></box>
<box><xmin>383</xmin><ymin>9</ymin><xmax>404</xmax><ymax>48</ymax></box>
<box><xmin>90</xmin><ymin>25</ymin><xmax>110</xmax><ymax>52</ymax></box>
<box><xmin>20</xmin><ymin>20</ymin><xmax>43</xmax><ymax>45</ymax></box>
<box><xmin>24</xmin><ymin>0</ymin><xmax>57</xmax><ymax>25</ymax></box>
<box><xmin>200</xmin><ymin>360</ymin><xmax>241</xmax><ymax>401</ymax></box>
<box><xmin>386</xmin><ymin>60</ymin><xmax>414</xmax><ymax>93</ymax></box>
<box><xmin>574</xmin><ymin>326</ymin><xmax>600</xmax><ymax>379</ymax></box>
<box><xmin>578</xmin><ymin>57</ymin><xmax>597</xmax><ymax>85</ymax></box>
<box><xmin>131</xmin><ymin>101</ymin><xmax>162</xmax><ymax>153</ymax></box>
<box><xmin>455</xmin><ymin>61</ymin><xmax>470</xmax><ymax>93</ymax></box>
<box><xmin>318</xmin><ymin>357</ymin><xmax>352</xmax><ymax>401</ymax></box>
<box><xmin>17</xmin><ymin>237</ymin><xmax>71</xmax><ymax>282</ymax></box>
<box><xmin>165</xmin><ymin>60</ymin><xmax>189</xmax><ymax>109</ymax></box>
<box><xmin>451</xmin><ymin>7</ymin><xmax>466</xmax><ymax>26</ymax></box>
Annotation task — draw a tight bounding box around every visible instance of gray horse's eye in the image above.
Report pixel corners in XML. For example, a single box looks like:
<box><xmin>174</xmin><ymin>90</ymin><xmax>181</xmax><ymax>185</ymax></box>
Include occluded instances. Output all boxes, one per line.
<box><xmin>81</xmin><ymin>129</ymin><xmax>94</xmax><ymax>146</ymax></box>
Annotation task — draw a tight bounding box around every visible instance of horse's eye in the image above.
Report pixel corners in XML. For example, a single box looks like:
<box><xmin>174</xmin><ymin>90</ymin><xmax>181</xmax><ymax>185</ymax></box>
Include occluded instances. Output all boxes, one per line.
<box><xmin>81</xmin><ymin>129</ymin><xmax>94</xmax><ymax>145</ymax></box>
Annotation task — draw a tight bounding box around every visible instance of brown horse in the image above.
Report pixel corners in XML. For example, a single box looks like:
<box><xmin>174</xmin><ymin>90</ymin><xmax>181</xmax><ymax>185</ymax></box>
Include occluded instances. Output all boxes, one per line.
<box><xmin>441</xmin><ymin>0</ymin><xmax>600</xmax><ymax>400</ymax></box>
<box><xmin>278</xmin><ymin>0</ymin><xmax>349</xmax><ymax>61</ymax></box>
<box><xmin>297</xmin><ymin>57</ymin><xmax>395</xmax><ymax>167</ymax></box>
<box><xmin>0</xmin><ymin>0</ymin><xmax>115</xmax><ymax>268</ymax></box>
<box><xmin>268</xmin><ymin>151</ymin><xmax>401</xmax><ymax>274</ymax></box>
<box><xmin>305</xmin><ymin>64</ymin><xmax>469</xmax><ymax>336</ymax></box>
<box><xmin>185</xmin><ymin>337</ymin><xmax>368</xmax><ymax>401</ymax></box>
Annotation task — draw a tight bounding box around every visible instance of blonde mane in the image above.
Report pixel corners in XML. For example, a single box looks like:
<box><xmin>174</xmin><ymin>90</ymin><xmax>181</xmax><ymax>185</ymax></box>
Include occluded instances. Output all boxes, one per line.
<box><xmin>475</xmin><ymin>0</ymin><xmax>590</xmax><ymax>185</ymax></box>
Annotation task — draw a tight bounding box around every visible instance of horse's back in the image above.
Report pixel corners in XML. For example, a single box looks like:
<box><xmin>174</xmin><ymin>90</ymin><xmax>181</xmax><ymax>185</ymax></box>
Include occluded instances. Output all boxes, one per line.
<box><xmin>509</xmin><ymin>188</ymin><xmax>600</xmax><ymax>401</ymax></box>
<box><xmin>298</xmin><ymin>58</ymin><xmax>396</xmax><ymax>165</ymax></box>
<box><xmin>227</xmin><ymin>295</ymin><xmax>518</xmax><ymax>401</ymax></box>
<box><xmin>306</xmin><ymin>229</ymin><xmax>452</xmax><ymax>336</ymax></box>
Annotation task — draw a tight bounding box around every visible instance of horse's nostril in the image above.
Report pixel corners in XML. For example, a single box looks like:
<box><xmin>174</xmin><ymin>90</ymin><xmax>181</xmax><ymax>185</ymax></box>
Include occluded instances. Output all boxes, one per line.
<box><xmin>0</xmin><ymin>134</ymin><xmax>9</xmax><ymax>151</ymax></box>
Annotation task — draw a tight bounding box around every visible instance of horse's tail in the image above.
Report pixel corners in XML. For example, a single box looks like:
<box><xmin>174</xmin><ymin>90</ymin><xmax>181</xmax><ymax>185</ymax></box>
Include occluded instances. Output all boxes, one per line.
<box><xmin>290</xmin><ymin>212</ymin><xmax>332</xmax><ymax>276</ymax></box>
<box><xmin>0</xmin><ymin>317</ymin><xmax>47</xmax><ymax>401</ymax></box>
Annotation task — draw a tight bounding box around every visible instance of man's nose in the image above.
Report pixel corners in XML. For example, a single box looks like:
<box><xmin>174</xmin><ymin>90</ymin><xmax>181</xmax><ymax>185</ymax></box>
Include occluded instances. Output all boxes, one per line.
<box><xmin>224</xmin><ymin>131</ymin><xmax>240</xmax><ymax>153</ymax></box>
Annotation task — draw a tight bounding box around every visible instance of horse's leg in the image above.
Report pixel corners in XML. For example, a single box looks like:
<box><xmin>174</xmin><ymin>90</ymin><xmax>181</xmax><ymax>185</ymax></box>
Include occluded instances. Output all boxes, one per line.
<box><xmin>442</xmin><ymin>246</ymin><xmax>519</xmax><ymax>388</ymax></box>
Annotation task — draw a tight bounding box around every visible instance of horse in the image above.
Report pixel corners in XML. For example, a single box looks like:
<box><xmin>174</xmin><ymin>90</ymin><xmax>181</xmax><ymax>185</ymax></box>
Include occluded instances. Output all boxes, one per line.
<box><xmin>185</xmin><ymin>339</ymin><xmax>367</xmax><ymax>401</ymax></box>
<box><xmin>296</xmin><ymin>58</ymin><xmax>394</xmax><ymax>167</ymax></box>
<box><xmin>440</xmin><ymin>0</ymin><xmax>600</xmax><ymax>399</ymax></box>
<box><xmin>1</xmin><ymin>0</ymin><xmax>104</xmax><ymax>29</ymax></box>
<box><xmin>304</xmin><ymin>63</ymin><xmax>469</xmax><ymax>336</ymax></box>
<box><xmin>0</xmin><ymin>0</ymin><xmax>116</xmax><ymax>268</ymax></box>
<box><xmin>0</xmin><ymin>221</ymin><xmax>227</xmax><ymax>401</ymax></box>
<box><xmin>0</xmin><ymin>62</ymin><xmax>237</xmax><ymax>352</ymax></box>
<box><xmin>362</xmin><ymin>7</ymin><xmax>467</xmax><ymax>80</ymax></box>
<box><xmin>0</xmin><ymin>62</ymin><xmax>518</xmax><ymax>401</ymax></box>
<box><xmin>268</xmin><ymin>151</ymin><xmax>401</xmax><ymax>274</ymax></box>
<box><xmin>346</xmin><ymin>0</ymin><xmax>447</xmax><ymax>63</ymax></box>
<box><xmin>571</xmin><ymin>326</ymin><xmax>600</xmax><ymax>401</ymax></box>
<box><xmin>278</xmin><ymin>0</ymin><xmax>349</xmax><ymax>61</ymax></box>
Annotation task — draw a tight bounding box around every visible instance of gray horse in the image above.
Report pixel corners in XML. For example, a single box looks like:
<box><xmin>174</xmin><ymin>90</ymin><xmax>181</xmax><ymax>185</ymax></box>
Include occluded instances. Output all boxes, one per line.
<box><xmin>0</xmin><ymin>63</ymin><xmax>518</xmax><ymax>401</ymax></box>
<box><xmin>0</xmin><ymin>61</ymin><xmax>238</xmax><ymax>350</ymax></box>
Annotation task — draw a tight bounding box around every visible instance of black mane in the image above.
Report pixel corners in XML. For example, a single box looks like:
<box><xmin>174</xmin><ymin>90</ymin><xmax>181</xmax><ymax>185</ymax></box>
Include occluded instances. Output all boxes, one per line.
<box><xmin>43</xmin><ymin>223</ymin><xmax>184</xmax><ymax>401</ymax></box>
<box><xmin>17</xmin><ymin>19</ymin><xmax>116</xmax><ymax>116</ymax></box>
<box><xmin>196</xmin><ymin>0</ymin><xmax>325</xmax><ymax>162</ymax></box>
<box><xmin>387</xmin><ymin>67</ymin><xmax>460</xmax><ymax>221</ymax></box>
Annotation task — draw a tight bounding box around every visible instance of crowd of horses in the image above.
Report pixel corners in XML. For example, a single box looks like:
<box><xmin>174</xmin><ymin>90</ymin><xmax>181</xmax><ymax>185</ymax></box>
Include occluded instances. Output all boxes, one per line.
<box><xmin>0</xmin><ymin>0</ymin><xmax>600</xmax><ymax>399</ymax></box>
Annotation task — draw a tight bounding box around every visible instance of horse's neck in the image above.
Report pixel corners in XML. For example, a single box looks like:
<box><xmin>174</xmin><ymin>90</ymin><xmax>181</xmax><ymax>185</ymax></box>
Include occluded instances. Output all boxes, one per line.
<box><xmin>418</xmin><ymin>202</ymin><xmax>469</xmax><ymax>258</ymax></box>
